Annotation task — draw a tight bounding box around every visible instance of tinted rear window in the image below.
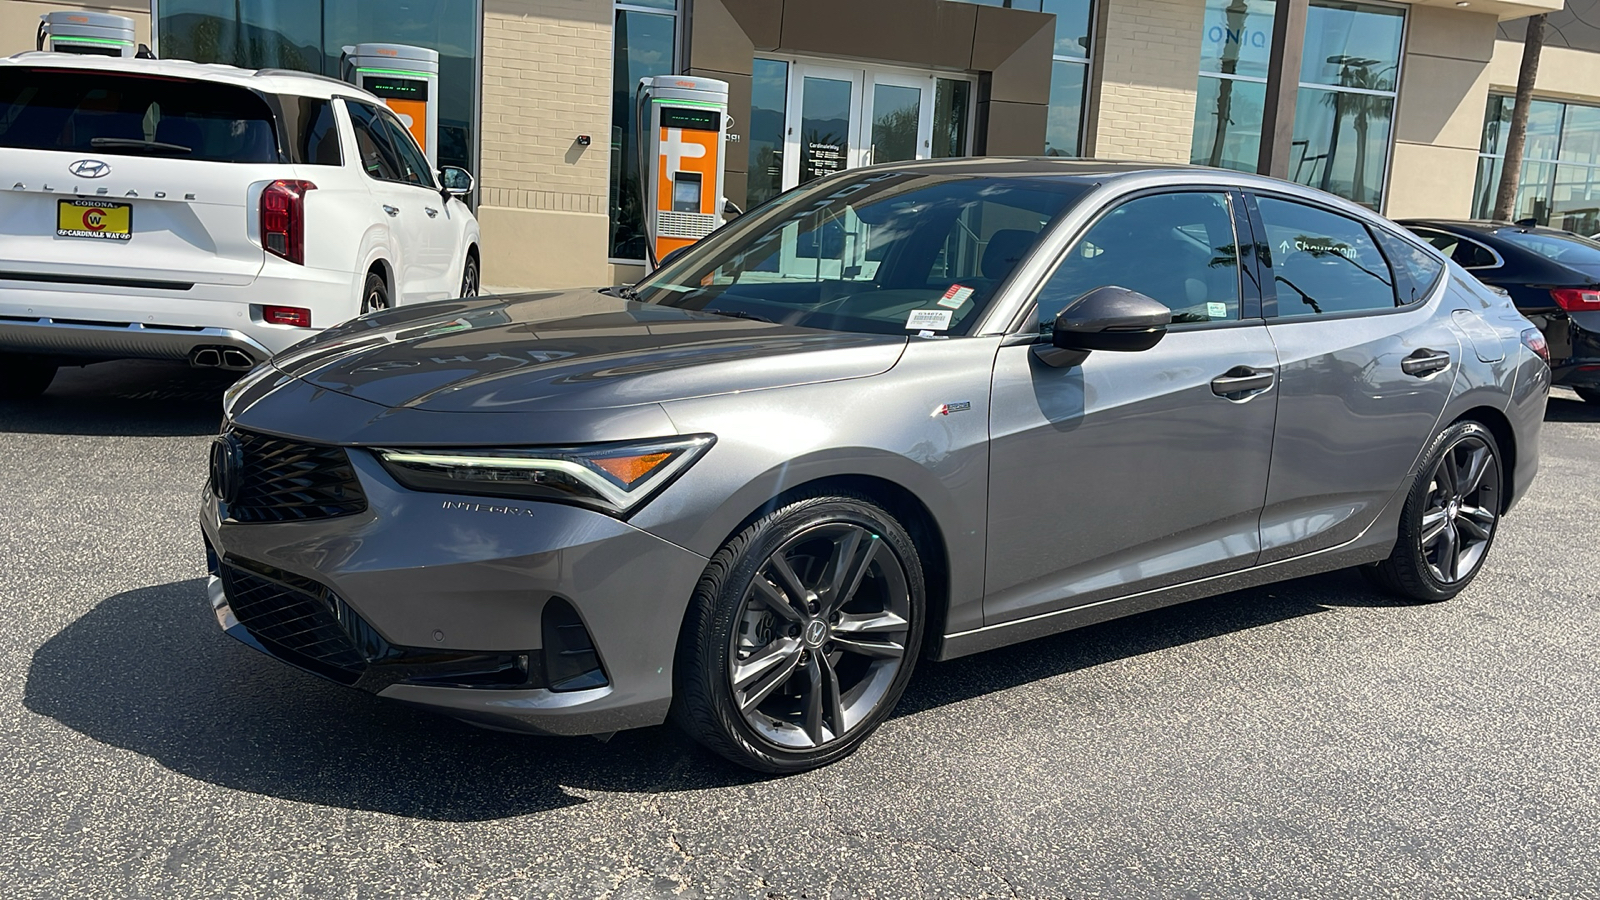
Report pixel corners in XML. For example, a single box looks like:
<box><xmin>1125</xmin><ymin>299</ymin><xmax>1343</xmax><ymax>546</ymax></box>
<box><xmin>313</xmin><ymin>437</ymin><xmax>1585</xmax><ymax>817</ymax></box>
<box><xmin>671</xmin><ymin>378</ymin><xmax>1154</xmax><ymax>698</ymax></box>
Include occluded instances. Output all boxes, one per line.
<box><xmin>0</xmin><ymin>68</ymin><xmax>279</xmax><ymax>163</ymax></box>
<box><xmin>1496</xmin><ymin>229</ymin><xmax>1600</xmax><ymax>267</ymax></box>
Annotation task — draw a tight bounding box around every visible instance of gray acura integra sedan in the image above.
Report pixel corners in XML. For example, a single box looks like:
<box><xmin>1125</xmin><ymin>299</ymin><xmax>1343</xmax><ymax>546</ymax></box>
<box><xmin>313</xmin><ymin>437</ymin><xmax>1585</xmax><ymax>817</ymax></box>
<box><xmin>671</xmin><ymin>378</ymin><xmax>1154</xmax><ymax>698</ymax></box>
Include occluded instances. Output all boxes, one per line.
<box><xmin>203</xmin><ymin>160</ymin><xmax>1549</xmax><ymax>772</ymax></box>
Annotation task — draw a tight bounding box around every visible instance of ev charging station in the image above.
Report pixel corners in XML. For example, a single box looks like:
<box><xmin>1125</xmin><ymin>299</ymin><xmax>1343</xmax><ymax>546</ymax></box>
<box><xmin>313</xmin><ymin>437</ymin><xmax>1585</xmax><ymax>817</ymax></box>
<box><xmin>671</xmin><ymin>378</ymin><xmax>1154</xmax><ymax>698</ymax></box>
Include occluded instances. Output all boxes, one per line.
<box><xmin>36</xmin><ymin>11</ymin><xmax>137</xmax><ymax>57</ymax></box>
<box><xmin>637</xmin><ymin>75</ymin><xmax>730</xmax><ymax>268</ymax></box>
<box><xmin>340</xmin><ymin>43</ymin><xmax>441</xmax><ymax>166</ymax></box>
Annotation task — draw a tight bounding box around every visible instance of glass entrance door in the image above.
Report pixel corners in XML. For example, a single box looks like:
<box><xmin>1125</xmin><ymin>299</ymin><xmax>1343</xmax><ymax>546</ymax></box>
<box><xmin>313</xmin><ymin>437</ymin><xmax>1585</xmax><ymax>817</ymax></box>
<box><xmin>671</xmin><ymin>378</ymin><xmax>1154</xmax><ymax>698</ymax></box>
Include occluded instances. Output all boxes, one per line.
<box><xmin>777</xmin><ymin>63</ymin><xmax>949</xmax><ymax>192</ymax></box>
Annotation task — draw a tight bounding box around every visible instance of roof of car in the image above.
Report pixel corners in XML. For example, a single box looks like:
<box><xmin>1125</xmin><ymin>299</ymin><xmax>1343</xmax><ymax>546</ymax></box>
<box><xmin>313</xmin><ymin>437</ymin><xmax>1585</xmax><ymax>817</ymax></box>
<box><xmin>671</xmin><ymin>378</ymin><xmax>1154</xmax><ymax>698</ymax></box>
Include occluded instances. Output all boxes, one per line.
<box><xmin>0</xmin><ymin>51</ymin><xmax>373</xmax><ymax>101</ymax></box>
<box><xmin>1398</xmin><ymin>218</ymin><xmax>1581</xmax><ymax>239</ymax></box>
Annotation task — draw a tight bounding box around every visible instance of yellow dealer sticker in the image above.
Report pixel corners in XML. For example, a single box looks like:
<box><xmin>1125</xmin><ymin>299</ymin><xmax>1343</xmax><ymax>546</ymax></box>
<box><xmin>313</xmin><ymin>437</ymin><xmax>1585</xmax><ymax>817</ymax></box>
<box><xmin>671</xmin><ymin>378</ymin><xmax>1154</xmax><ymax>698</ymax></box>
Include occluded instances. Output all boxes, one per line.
<box><xmin>57</xmin><ymin>199</ymin><xmax>132</xmax><ymax>241</ymax></box>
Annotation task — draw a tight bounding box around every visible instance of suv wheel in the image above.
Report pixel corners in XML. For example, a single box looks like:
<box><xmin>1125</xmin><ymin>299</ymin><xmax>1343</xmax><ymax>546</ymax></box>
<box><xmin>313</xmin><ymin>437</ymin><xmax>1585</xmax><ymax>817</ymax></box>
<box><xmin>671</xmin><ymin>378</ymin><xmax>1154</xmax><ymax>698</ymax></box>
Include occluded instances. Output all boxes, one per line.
<box><xmin>360</xmin><ymin>271</ymin><xmax>390</xmax><ymax>314</ymax></box>
<box><xmin>0</xmin><ymin>355</ymin><xmax>59</xmax><ymax>399</ymax></box>
<box><xmin>1364</xmin><ymin>420</ymin><xmax>1502</xmax><ymax>602</ymax></box>
<box><xmin>673</xmin><ymin>492</ymin><xmax>925</xmax><ymax>773</ymax></box>
<box><xmin>1575</xmin><ymin>387</ymin><xmax>1600</xmax><ymax>404</ymax></box>
<box><xmin>461</xmin><ymin>254</ymin><xmax>480</xmax><ymax>298</ymax></box>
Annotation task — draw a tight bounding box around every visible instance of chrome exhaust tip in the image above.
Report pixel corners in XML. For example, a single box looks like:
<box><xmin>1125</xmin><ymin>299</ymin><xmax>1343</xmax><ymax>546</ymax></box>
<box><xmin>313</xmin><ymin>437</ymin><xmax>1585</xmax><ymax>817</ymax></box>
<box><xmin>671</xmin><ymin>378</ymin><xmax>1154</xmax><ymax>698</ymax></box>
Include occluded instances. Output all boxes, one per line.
<box><xmin>190</xmin><ymin>347</ymin><xmax>222</xmax><ymax>368</ymax></box>
<box><xmin>220</xmin><ymin>349</ymin><xmax>256</xmax><ymax>371</ymax></box>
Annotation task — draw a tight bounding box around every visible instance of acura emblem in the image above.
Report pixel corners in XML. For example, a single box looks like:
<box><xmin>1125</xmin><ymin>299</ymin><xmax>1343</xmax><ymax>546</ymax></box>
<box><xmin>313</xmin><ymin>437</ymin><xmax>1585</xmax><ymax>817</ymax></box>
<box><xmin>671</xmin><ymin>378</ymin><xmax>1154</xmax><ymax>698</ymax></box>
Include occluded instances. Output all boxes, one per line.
<box><xmin>68</xmin><ymin>159</ymin><xmax>112</xmax><ymax>179</ymax></box>
<box><xmin>209</xmin><ymin>434</ymin><xmax>245</xmax><ymax>505</ymax></box>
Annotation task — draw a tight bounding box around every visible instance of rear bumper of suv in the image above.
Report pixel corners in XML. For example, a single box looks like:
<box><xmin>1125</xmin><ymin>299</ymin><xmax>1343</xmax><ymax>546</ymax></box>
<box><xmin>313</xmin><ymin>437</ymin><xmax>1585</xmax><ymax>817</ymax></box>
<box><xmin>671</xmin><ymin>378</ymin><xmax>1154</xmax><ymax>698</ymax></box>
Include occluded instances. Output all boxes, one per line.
<box><xmin>0</xmin><ymin>266</ymin><xmax>358</xmax><ymax>365</ymax></box>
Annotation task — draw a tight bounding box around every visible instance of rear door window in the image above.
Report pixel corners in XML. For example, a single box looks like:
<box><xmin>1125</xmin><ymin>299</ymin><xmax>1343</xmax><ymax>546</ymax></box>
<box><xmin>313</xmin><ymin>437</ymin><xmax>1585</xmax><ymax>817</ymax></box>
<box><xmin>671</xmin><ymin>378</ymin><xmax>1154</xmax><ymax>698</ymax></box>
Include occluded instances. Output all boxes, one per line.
<box><xmin>1256</xmin><ymin>197</ymin><xmax>1397</xmax><ymax>317</ymax></box>
<box><xmin>1373</xmin><ymin>227</ymin><xmax>1444</xmax><ymax>305</ymax></box>
<box><xmin>0</xmin><ymin>67</ymin><xmax>279</xmax><ymax>163</ymax></box>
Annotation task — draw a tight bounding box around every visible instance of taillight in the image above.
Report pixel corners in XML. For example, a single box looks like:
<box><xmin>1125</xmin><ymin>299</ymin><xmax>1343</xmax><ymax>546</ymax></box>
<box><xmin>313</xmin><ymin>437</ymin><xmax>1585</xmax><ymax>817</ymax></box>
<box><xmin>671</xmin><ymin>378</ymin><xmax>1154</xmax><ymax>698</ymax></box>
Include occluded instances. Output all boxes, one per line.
<box><xmin>261</xmin><ymin>179</ymin><xmax>315</xmax><ymax>265</ymax></box>
<box><xmin>263</xmin><ymin>305</ymin><xmax>312</xmax><ymax>328</ymax></box>
<box><xmin>1549</xmin><ymin>288</ymin><xmax>1600</xmax><ymax>311</ymax></box>
<box><xmin>1521</xmin><ymin>327</ymin><xmax>1550</xmax><ymax>365</ymax></box>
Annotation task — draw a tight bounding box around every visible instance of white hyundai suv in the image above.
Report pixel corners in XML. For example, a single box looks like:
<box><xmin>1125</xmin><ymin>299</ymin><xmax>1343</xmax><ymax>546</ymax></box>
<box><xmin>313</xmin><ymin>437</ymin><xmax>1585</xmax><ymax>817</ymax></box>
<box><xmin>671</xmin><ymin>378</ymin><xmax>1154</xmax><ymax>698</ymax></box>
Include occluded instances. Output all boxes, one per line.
<box><xmin>0</xmin><ymin>53</ymin><xmax>481</xmax><ymax>397</ymax></box>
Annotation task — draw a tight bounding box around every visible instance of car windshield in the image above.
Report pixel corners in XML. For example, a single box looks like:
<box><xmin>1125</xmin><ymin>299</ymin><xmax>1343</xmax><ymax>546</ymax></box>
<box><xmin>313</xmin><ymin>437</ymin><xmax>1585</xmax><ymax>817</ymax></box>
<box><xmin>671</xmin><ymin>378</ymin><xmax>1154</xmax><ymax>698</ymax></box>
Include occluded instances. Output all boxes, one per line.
<box><xmin>630</xmin><ymin>171</ymin><xmax>1088</xmax><ymax>336</ymax></box>
<box><xmin>0</xmin><ymin>68</ymin><xmax>279</xmax><ymax>163</ymax></box>
<box><xmin>1496</xmin><ymin>229</ymin><xmax>1600</xmax><ymax>266</ymax></box>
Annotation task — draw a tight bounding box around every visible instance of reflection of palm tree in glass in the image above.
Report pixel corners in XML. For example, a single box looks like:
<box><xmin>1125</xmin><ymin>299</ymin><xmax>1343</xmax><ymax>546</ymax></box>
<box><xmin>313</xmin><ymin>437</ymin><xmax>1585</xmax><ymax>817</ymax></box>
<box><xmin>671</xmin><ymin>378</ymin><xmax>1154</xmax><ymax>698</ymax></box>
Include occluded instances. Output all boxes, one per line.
<box><xmin>873</xmin><ymin>106</ymin><xmax>919</xmax><ymax>163</ymax></box>
<box><xmin>1320</xmin><ymin>56</ymin><xmax>1394</xmax><ymax>203</ymax></box>
<box><xmin>1207</xmin><ymin>0</ymin><xmax>1252</xmax><ymax>169</ymax></box>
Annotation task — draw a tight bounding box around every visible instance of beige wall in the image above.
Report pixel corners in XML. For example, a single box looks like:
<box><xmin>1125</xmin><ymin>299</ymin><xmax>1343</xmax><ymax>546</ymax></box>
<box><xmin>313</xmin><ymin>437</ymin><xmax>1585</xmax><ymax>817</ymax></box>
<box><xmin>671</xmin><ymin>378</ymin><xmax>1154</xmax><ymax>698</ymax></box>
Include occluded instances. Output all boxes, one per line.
<box><xmin>478</xmin><ymin>0</ymin><xmax>613</xmax><ymax>289</ymax></box>
<box><xmin>1384</xmin><ymin>4</ymin><xmax>1500</xmax><ymax>218</ymax></box>
<box><xmin>1488</xmin><ymin>37</ymin><xmax>1600</xmax><ymax>103</ymax></box>
<box><xmin>1</xmin><ymin>0</ymin><xmax>150</xmax><ymax>56</ymax></box>
<box><xmin>1087</xmin><ymin>0</ymin><xmax>1204</xmax><ymax>161</ymax></box>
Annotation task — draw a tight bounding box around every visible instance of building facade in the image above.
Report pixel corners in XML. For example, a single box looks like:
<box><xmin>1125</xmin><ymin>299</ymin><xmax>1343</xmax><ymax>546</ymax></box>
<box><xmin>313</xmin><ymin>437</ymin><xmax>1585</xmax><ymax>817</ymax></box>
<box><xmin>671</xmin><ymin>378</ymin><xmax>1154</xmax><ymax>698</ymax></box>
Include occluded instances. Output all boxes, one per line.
<box><xmin>3</xmin><ymin>0</ymin><xmax>1580</xmax><ymax>288</ymax></box>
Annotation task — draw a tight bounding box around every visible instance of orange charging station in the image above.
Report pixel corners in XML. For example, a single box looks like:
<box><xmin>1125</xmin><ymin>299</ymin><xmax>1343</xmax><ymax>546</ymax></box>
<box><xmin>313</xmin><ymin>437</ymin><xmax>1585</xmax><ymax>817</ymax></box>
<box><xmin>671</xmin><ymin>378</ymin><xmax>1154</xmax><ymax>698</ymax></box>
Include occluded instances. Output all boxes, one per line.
<box><xmin>340</xmin><ymin>43</ymin><xmax>440</xmax><ymax>166</ymax></box>
<box><xmin>639</xmin><ymin>75</ymin><xmax>729</xmax><ymax>268</ymax></box>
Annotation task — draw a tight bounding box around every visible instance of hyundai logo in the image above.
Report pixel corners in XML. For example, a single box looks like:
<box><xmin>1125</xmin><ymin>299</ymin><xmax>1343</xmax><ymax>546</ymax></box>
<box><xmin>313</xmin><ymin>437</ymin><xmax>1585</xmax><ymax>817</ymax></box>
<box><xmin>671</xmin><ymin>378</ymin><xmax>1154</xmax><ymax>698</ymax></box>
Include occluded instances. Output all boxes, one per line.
<box><xmin>68</xmin><ymin>159</ymin><xmax>112</xmax><ymax>179</ymax></box>
<box><xmin>209</xmin><ymin>433</ymin><xmax>245</xmax><ymax>505</ymax></box>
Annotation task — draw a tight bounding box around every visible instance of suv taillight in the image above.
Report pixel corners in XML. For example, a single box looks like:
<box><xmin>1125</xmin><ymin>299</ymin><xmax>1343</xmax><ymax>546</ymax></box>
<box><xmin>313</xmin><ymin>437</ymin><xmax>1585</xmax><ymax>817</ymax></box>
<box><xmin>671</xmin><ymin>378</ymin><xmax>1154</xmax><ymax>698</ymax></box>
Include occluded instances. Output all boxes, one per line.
<box><xmin>1549</xmin><ymin>288</ymin><xmax>1600</xmax><ymax>311</ymax></box>
<box><xmin>261</xmin><ymin>179</ymin><xmax>315</xmax><ymax>265</ymax></box>
<box><xmin>1521</xmin><ymin>327</ymin><xmax>1550</xmax><ymax>365</ymax></box>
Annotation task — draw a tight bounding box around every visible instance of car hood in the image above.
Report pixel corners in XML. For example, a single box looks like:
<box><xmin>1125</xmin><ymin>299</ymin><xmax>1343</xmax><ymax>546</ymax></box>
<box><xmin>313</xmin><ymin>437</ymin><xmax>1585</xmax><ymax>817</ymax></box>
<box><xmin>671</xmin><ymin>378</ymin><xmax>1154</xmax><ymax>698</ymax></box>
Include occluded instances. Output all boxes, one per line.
<box><xmin>266</xmin><ymin>290</ymin><xmax>908</xmax><ymax>413</ymax></box>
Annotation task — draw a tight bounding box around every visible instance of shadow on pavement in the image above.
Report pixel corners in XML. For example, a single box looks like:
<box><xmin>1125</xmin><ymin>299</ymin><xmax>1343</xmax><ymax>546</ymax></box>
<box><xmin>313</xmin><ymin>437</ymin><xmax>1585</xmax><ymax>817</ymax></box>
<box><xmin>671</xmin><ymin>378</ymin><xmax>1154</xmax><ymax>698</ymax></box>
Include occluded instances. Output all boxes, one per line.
<box><xmin>1545</xmin><ymin>392</ymin><xmax>1600</xmax><ymax>423</ymax></box>
<box><xmin>26</xmin><ymin>567</ymin><xmax>1398</xmax><ymax>820</ymax></box>
<box><xmin>0</xmin><ymin>360</ymin><xmax>235</xmax><ymax>438</ymax></box>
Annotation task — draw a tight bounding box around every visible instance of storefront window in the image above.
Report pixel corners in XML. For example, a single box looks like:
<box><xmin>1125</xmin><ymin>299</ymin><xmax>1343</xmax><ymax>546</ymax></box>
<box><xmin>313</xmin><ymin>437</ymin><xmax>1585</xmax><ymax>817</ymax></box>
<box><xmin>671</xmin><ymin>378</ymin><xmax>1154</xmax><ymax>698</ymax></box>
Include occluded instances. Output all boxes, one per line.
<box><xmin>1189</xmin><ymin>0</ymin><xmax>1403</xmax><ymax>208</ymax></box>
<box><xmin>608</xmin><ymin>3</ymin><xmax>678</xmax><ymax>260</ymax></box>
<box><xmin>1042</xmin><ymin>0</ymin><xmax>1092</xmax><ymax>156</ymax></box>
<box><xmin>155</xmin><ymin>0</ymin><xmax>479</xmax><ymax>175</ymax></box>
<box><xmin>747</xmin><ymin>59</ymin><xmax>789</xmax><ymax>209</ymax></box>
<box><xmin>933</xmin><ymin>78</ymin><xmax>972</xmax><ymax>158</ymax></box>
<box><xmin>1473</xmin><ymin>95</ymin><xmax>1600</xmax><ymax>234</ymax></box>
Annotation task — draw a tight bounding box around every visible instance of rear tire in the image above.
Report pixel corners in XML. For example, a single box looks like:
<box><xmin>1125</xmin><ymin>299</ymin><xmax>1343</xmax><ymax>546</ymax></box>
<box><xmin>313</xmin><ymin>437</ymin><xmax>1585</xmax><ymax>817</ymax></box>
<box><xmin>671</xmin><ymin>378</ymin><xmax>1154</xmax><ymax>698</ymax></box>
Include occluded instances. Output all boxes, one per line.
<box><xmin>460</xmin><ymin>254</ymin><xmax>480</xmax><ymax>298</ymax></box>
<box><xmin>360</xmin><ymin>270</ymin><xmax>390</xmax><ymax>314</ymax></box>
<box><xmin>1363</xmin><ymin>421</ymin><xmax>1502</xmax><ymax>603</ymax></box>
<box><xmin>1575</xmin><ymin>387</ymin><xmax>1600</xmax><ymax>404</ymax></box>
<box><xmin>672</xmin><ymin>492</ymin><xmax>925</xmax><ymax>773</ymax></box>
<box><xmin>0</xmin><ymin>355</ymin><xmax>58</xmax><ymax>399</ymax></box>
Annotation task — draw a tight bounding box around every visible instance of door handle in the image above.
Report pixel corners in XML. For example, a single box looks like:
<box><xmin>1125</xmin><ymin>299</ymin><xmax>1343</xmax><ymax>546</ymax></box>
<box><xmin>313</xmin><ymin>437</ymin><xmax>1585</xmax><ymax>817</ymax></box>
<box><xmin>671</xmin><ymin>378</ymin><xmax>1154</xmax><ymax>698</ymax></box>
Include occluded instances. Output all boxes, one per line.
<box><xmin>382</xmin><ymin>204</ymin><xmax>399</xmax><ymax>217</ymax></box>
<box><xmin>1211</xmin><ymin>366</ymin><xmax>1275</xmax><ymax>400</ymax></box>
<box><xmin>1401</xmin><ymin>348</ymin><xmax>1452</xmax><ymax>377</ymax></box>
<box><xmin>424</xmin><ymin>206</ymin><xmax>439</xmax><ymax>218</ymax></box>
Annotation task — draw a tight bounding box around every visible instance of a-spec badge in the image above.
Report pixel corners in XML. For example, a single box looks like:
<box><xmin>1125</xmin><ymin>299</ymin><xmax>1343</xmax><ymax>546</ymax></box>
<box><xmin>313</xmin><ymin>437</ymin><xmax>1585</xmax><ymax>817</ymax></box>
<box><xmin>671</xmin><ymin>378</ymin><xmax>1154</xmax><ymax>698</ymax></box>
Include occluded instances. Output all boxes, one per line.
<box><xmin>932</xmin><ymin>401</ymin><xmax>972</xmax><ymax>417</ymax></box>
<box><xmin>68</xmin><ymin>159</ymin><xmax>112</xmax><ymax>179</ymax></box>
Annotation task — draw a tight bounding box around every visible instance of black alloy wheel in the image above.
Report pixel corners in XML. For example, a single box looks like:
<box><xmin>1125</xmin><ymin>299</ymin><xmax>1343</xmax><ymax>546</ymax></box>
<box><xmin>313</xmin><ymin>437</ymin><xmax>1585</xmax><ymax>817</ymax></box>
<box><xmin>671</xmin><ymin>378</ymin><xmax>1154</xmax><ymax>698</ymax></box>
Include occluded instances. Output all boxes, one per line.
<box><xmin>0</xmin><ymin>354</ymin><xmax>59</xmax><ymax>399</ymax></box>
<box><xmin>674</xmin><ymin>493</ymin><xmax>925</xmax><ymax>772</ymax></box>
<box><xmin>460</xmin><ymin>254</ymin><xmax>480</xmax><ymax>298</ymax></box>
<box><xmin>1365</xmin><ymin>421</ymin><xmax>1502</xmax><ymax>602</ymax></box>
<box><xmin>360</xmin><ymin>271</ymin><xmax>391</xmax><ymax>314</ymax></box>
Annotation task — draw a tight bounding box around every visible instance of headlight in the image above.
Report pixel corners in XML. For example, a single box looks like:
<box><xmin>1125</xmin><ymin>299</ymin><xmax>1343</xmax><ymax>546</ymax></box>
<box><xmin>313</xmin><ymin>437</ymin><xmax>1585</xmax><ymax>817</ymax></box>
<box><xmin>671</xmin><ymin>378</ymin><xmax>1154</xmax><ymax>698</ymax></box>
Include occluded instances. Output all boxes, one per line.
<box><xmin>374</xmin><ymin>435</ymin><xmax>714</xmax><ymax>516</ymax></box>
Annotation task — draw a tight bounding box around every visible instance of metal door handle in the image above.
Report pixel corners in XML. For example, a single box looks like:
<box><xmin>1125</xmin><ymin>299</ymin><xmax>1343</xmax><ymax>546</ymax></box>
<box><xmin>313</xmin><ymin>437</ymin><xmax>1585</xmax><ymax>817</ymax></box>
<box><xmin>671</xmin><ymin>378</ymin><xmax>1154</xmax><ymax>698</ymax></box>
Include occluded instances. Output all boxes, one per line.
<box><xmin>1401</xmin><ymin>349</ymin><xmax>1451</xmax><ymax>376</ymax></box>
<box><xmin>1211</xmin><ymin>366</ymin><xmax>1275</xmax><ymax>400</ymax></box>
<box><xmin>424</xmin><ymin>207</ymin><xmax>439</xmax><ymax>218</ymax></box>
<box><xmin>382</xmin><ymin>204</ymin><xmax>399</xmax><ymax>217</ymax></box>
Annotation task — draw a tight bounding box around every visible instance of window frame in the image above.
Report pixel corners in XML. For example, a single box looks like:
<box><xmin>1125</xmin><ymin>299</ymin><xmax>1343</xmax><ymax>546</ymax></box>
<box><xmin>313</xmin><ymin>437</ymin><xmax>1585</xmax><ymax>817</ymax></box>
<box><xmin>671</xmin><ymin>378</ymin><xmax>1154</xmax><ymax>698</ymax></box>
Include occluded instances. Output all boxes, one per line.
<box><xmin>1012</xmin><ymin>186</ymin><xmax>1264</xmax><ymax>337</ymax></box>
<box><xmin>343</xmin><ymin>98</ymin><xmax>407</xmax><ymax>184</ymax></box>
<box><xmin>1247</xmin><ymin>189</ymin><xmax>1438</xmax><ymax>322</ymax></box>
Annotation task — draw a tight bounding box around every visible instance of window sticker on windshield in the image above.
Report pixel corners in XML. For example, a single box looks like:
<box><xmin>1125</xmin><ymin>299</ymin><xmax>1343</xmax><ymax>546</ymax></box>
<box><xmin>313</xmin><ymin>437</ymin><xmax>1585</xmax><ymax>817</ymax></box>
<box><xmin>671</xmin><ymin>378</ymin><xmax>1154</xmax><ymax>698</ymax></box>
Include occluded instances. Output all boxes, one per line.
<box><xmin>1207</xmin><ymin>302</ymin><xmax>1227</xmax><ymax>319</ymax></box>
<box><xmin>939</xmin><ymin>284</ymin><xmax>976</xmax><ymax>309</ymax></box>
<box><xmin>906</xmin><ymin>309</ymin><xmax>954</xmax><ymax>331</ymax></box>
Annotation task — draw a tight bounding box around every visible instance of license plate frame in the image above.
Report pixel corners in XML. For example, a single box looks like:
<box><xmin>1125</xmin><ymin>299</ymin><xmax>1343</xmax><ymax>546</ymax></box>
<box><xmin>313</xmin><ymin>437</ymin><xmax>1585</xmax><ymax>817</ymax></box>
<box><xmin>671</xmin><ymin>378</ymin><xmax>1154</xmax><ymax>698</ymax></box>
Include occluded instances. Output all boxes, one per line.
<box><xmin>56</xmin><ymin>198</ymin><xmax>133</xmax><ymax>241</ymax></box>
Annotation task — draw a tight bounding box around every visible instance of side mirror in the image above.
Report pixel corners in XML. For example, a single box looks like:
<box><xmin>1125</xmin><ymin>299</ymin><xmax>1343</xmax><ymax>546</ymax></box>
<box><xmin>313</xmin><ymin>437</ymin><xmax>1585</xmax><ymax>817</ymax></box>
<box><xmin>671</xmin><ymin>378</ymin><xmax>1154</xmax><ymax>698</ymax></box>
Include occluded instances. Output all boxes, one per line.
<box><xmin>1035</xmin><ymin>285</ymin><xmax>1171</xmax><ymax>368</ymax></box>
<box><xmin>438</xmin><ymin>166</ymin><xmax>475</xmax><ymax>198</ymax></box>
<box><xmin>723</xmin><ymin>197</ymin><xmax>744</xmax><ymax>220</ymax></box>
<box><xmin>657</xmin><ymin>245</ymin><xmax>692</xmax><ymax>269</ymax></box>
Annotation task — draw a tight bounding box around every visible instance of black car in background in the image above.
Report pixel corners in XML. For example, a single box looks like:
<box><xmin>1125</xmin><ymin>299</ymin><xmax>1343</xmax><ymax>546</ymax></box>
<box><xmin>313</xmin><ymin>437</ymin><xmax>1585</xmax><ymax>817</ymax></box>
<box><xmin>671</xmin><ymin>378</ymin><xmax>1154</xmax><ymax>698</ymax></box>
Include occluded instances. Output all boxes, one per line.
<box><xmin>1402</xmin><ymin>219</ymin><xmax>1600</xmax><ymax>403</ymax></box>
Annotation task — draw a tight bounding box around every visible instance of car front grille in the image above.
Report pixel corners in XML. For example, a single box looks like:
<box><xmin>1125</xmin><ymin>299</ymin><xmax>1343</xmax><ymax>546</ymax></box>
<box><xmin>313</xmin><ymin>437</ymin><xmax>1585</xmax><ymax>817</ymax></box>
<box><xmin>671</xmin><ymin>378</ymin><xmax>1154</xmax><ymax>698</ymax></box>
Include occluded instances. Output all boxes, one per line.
<box><xmin>224</xmin><ymin>429</ymin><xmax>368</xmax><ymax>523</ymax></box>
<box><xmin>218</xmin><ymin>558</ymin><xmax>373</xmax><ymax>684</ymax></box>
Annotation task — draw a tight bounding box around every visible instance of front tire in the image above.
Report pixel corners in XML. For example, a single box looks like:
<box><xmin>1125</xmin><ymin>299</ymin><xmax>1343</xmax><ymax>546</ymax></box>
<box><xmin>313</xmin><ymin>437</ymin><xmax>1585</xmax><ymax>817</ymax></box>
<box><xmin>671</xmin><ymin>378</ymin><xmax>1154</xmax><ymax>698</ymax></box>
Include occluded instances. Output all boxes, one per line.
<box><xmin>1575</xmin><ymin>387</ymin><xmax>1600</xmax><ymax>404</ymax></box>
<box><xmin>1364</xmin><ymin>421</ymin><xmax>1503</xmax><ymax>602</ymax></box>
<box><xmin>0</xmin><ymin>354</ymin><xmax>58</xmax><ymax>399</ymax></box>
<box><xmin>673</xmin><ymin>492</ymin><xmax>925</xmax><ymax>773</ymax></box>
<box><xmin>360</xmin><ymin>271</ymin><xmax>390</xmax><ymax>314</ymax></box>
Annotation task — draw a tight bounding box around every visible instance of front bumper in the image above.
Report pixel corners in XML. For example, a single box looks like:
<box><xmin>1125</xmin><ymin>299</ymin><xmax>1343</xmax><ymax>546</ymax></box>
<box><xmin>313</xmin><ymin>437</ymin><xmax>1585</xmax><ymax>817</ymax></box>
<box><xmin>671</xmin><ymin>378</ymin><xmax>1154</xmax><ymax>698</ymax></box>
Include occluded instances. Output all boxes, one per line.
<box><xmin>200</xmin><ymin>447</ymin><xmax>711</xmax><ymax>737</ymax></box>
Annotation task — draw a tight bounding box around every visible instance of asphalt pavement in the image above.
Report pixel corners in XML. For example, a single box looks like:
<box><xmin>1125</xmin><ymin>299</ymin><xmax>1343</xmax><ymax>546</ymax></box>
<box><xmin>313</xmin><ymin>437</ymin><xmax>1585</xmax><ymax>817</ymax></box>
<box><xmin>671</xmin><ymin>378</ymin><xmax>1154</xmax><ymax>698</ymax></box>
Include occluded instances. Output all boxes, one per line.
<box><xmin>2</xmin><ymin>360</ymin><xmax>1598</xmax><ymax>899</ymax></box>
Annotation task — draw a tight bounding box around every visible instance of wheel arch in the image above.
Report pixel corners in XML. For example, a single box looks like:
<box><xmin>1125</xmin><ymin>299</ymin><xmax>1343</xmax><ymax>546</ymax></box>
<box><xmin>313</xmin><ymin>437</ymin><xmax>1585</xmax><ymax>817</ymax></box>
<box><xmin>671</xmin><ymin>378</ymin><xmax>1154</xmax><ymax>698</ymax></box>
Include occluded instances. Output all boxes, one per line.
<box><xmin>697</xmin><ymin>473</ymin><xmax>954</xmax><ymax>662</ymax></box>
